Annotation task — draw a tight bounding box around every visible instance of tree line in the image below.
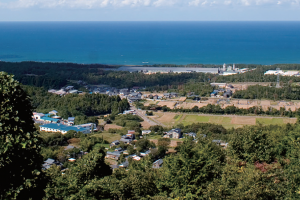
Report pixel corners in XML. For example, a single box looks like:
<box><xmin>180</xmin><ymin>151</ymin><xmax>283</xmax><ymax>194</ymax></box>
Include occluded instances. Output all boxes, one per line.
<box><xmin>142</xmin><ymin>103</ymin><xmax>299</xmax><ymax>117</ymax></box>
<box><xmin>233</xmin><ymin>84</ymin><xmax>300</xmax><ymax>100</ymax></box>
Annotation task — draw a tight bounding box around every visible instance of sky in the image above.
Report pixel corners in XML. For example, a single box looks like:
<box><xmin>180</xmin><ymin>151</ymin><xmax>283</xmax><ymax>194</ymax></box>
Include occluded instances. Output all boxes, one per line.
<box><xmin>0</xmin><ymin>0</ymin><xmax>299</xmax><ymax>21</ymax></box>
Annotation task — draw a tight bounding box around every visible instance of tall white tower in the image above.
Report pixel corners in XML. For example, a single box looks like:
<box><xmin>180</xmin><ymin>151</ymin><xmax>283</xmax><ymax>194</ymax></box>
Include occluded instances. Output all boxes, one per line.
<box><xmin>233</xmin><ymin>63</ymin><xmax>236</xmax><ymax>70</ymax></box>
<box><xmin>223</xmin><ymin>63</ymin><xmax>226</xmax><ymax>71</ymax></box>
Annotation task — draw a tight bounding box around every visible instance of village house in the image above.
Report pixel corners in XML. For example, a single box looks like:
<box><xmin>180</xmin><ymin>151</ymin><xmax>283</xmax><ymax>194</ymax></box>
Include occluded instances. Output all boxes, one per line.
<box><xmin>33</xmin><ymin>112</ymin><xmax>45</xmax><ymax>120</ymax></box>
<box><xmin>115</xmin><ymin>147</ymin><xmax>123</xmax><ymax>152</ymax></box>
<box><xmin>106</xmin><ymin>151</ymin><xmax>121</xmax><ymax>160</ymax></box>
<box><xmin>65</xmin><ymin>86</ymin><xmax>74</xmax><ymax>91</ymax></box>
<box><xmin>110</xmin><ymin>140</ymin><xmax>120</xmax><ymax>147</ymax></box>
<box><xmin>69</xmin><ymin>90</ymin><xmax>79</xmax><ymax>94</ymax></box>
<box><xmin>120</xmin><ymin>133</ymin><xmax>135</xmax><ymax>144</ymax></box>
<box><xmin>210</xmin><ymin>90</ymin><xmax>219</xmax><ymax>97</ymax></box>
<box><xmin>185</xmin><ymin>132</ymin><xmax>197</xmax><ymax>138</ymax></box>
<box><xmin>119</xmin><ymin>160</ymin><xmax>129</xmax><ymax>168</ymax></box>
<box><xmin>140</xmin><ymin>150</ymin><xmax>151</xmax><ymax>157</ymax></box>
<box><xmin>164</xmin><ymin>128</ymin><xmax>182</xmax><ymax>139</ymax></box>
<box><xmin>68</xmin><ymin>117</ymin><xmax>75</xmax><ymax>125</ymax></box>
<box><xmin>33</xmin><ymin>112</ymin><xmax>60</xmax><ymax>123</ymax></box>
<box><xmin>163</xmin><ymin>93</ymin><xmax>171</xmax><ymax>98</ymax></box>
<box><xmin>142</xmin><ymin>130</ymin><xmax>151</xmax><ymax>135</ymax></box>
<box><xmin>75</xmin><ymin>123</ymin><xmax>97</xmax><ymax>132</ymax></box>
<box><xmin>49</xmin><ymin>110</ymin><xmax>58</xmax><ymax>116</ymax></box>
<box><xmin>153</xmin><ymin>94</ymin><xmax>159</xmax><ymax>100</ymax></box>
<box><xmin>123</xmin><ymin>110</ymin><xmax>136</xmax><ymax>114</ymax></box>
<box><xmin>152</xmin><ymin>159</ymin><xmax>163</xmax><ymax>169</ymax></box>
<box><xmin>128</xmin><ymin>130</ymin><xmax>135</xmax><ymax>134</ymax></box>
<box><xmin>119</xmin><ymin>88</ymin><xmax>130</xmax><ymax>96</ymax></box>
<box><xmin>170</xmin><ymin>92</ymin><xmax>179</xmax><ymax>97</ymax></box>
<box><xmin>42</xmin><ymin>158</ymin><xmax>62</xmax><ymax>170</ymax></box>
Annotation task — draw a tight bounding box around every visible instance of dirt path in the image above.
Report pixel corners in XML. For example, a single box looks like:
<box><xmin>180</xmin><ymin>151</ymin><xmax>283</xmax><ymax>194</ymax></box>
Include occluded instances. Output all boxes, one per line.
<box><xmin>131</xmin><ymin>106</ymin><xmax>166</xmax><ymax>127</ymax></box>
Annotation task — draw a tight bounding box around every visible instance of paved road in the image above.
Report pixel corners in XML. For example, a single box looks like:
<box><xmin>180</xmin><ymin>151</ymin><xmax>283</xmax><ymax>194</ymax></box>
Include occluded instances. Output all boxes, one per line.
<box><xmin>130</xmin><ymin>106</ymin><xmax>166</xmax><ymax>127</ymax></box>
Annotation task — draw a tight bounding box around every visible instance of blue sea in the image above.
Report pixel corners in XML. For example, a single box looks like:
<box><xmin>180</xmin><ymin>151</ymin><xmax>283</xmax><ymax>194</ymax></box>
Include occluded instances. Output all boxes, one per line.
<box><xmin>0</xmin><ymin>21</ymin><xmax>300</xmax><ymax>65</ymax></box>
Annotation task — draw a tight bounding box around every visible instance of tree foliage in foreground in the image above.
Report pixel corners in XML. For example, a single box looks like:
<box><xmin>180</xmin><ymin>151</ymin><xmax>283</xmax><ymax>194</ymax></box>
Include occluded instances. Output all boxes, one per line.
<box><xmin>44</xmin><ymin>147</ymin><xmax>111</xmax><ymax>199</ymax></box>
<box><xmin>0</xmin><ymin>72</ymin><xmax>46</xmax><ymax>199</ymax></box>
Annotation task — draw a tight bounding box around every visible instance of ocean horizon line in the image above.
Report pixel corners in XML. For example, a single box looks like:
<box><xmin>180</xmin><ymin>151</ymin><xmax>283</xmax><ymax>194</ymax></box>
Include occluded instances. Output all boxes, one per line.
<box><xmin>1</xmin><ymin>20</ymin><xmax>300</xmax><ymax>22</ymax></box>
<box><xmin>0</xmin><ymin>60</ymin><xmax>295</xmax><ymax>66</ymax></box>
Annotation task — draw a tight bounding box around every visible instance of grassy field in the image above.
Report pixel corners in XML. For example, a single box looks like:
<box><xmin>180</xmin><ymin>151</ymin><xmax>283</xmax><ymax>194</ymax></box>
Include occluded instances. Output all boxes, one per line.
<box><xmin>153</xmin><ymin>112</ymin><xmax>297</xmax><ymax>129</ymax></box>
<box><xmin>181</xmin><ymin>115</ymin><xmax>210</xmax><ymax>125</ymax></box>
<box><xmin>39</xmin><ymin>131</ymin><xmax>58</xmax><ymax>139</ymax></box>
<box><xmin>92</xmin><ymin>132</ymin><xmax>121</xmax><ymax>143</ymax></box>
<box><xmin>256</xmin><ymin>118</ymin><xmax>296</xmax><ymax>125</ymax></box>
<box><xmin>173</xmin><ymin>114</ymin><xmax>183</xmax><ymax>121</ymax></box>
<box><xmin>94</xmin><ymin>143</ymin><xmax>110</xmax><ymax>149</ymax></box>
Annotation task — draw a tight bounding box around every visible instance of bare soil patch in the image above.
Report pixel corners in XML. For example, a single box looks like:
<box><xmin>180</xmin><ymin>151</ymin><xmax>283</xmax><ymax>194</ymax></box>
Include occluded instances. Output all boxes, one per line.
<box><xmin>157</xmin><ymin>101</ymin><xmax>176</xmax><ymax>109</ymax></box>
<box><xmin>283</xmin><ymin>118</ymin><xmax>297</xmax><ymax>124</ymax></box>
<box><xmin>104</xmin><ymin>124</ymin><xmax>123</xmax><ymax>131</ymax></box>
<box><xmin>156</xmin><ymin>112</ymin><xmax>177</xmax><ymax>124</ymax></box>
<box><xmin>141</xmin><ymin>121</ymin><xmax>151</xmax><ymax>129</ymax></box>
<box><xmin>67</xmin><ymin>138</ymin><xmax>81</xmax><ymax>147</ymax></box>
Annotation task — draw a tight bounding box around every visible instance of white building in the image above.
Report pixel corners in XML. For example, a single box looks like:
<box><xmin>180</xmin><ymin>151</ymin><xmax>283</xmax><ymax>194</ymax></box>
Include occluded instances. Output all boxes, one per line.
<box><xmin>283</xmin><ymin>71</ymin><xmax>300</xmax><ymax>76</ymax></box>
<box><xmin>142</xmin><ymin>130</ymin><xmax>151</xmax><ymax>135</ymax></box>
<box><xmin>264</xmin><ymin>70</ymin><xmax>284</xmax><ymax>75</ymax></box>
<box><xmin>33</xmin><ymin>112</ymin><xmax>45</xmax><ymax>120</ymax></box>
<box><xmin>75</xmin><ymin>123</ymin><xmax>97</xmax><ymax>131</ymax></box>
<box><xmin>39</xmin><ymin>123</ymin><xmax>90</xmax><ymax>134</ymax></box>
<box><xmin>221</xmin><ymin>72</ymin><xmax>238</xmax><ymax>76</ymax></box>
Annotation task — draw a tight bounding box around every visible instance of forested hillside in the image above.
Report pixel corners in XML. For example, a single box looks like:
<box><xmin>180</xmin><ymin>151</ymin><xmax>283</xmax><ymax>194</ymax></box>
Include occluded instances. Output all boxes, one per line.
<box><xmin>23</xmin><ymin>85</ymin><xmax>130</xmax><ymax>119</ymax></box>
<box><xmin>3</xmin><ymin>72</ymin><xmax>300</xmax><ymax>199</ymax></box>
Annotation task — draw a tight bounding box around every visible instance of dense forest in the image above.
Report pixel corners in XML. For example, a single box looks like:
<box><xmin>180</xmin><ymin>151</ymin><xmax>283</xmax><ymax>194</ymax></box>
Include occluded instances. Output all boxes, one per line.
<box><xmin>3</xmin><ymin>61</ymin><xmax>300</xmax><ymax>91</ymax></box>
<box><xmin>233</xmin><ymin>84</ymin><xmax>300</xmax><ymax>100</ymax></box>
<box><xmin>23</xmin><ymin>85</ymin><xmax>130</xmax><ymax>121</ymax></box>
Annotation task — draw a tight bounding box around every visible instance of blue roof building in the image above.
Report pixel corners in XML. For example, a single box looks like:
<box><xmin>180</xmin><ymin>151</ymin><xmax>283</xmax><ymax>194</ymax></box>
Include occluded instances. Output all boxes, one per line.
<box><xmin>39</xmin><ymin>123</ymin><xmax>90</xmax><ymax>134</ymax></box>
<box><xmin>40</xmin><ymin>116</ymin><xmax>60</xmax><ymax>123</ymax></box>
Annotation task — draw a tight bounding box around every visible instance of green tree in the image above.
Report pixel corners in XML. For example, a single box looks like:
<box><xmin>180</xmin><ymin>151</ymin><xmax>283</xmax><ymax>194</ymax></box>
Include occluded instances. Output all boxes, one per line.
<box><xmin>0</xmin><ymin>72</ymin><xmax>46</xmax><ymax>199</ymax></box>
<box><xmin>227</xmin><ymin>125</ymin><xmax>277</xmax><ymax>163</ymax></box>
<box><xmin>157</xmin><ymin>139</ymin><xmax>225</xmax><ymax>199</ymax></box>
<box><xmin>44</xmin><ymin>147</ymin><xmax>112</xmax><ymax>199</ymax></box>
